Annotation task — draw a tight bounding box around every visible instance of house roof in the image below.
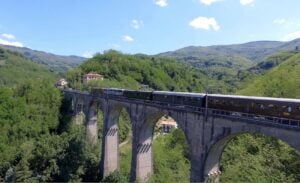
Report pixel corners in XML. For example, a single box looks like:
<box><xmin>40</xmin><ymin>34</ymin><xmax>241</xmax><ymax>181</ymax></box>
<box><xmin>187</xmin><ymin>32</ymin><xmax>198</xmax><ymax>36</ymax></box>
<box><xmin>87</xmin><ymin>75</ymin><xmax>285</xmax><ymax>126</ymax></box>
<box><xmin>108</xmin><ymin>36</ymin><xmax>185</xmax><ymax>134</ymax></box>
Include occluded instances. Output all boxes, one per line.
<box><xmin>84</xmin><ymin>72</ymin><xmax>103</xmax><ymax>77</ymax></box>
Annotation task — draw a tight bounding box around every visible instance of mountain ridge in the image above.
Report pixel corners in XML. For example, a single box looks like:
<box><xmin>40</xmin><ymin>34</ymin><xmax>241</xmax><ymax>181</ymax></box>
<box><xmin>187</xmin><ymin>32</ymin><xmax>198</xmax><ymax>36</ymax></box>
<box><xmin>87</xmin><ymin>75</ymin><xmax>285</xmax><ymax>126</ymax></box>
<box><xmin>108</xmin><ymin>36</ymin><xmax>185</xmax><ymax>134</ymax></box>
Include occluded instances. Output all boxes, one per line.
<box><xmin>157</xmin><ymin>38</ymin><xmax>300</xmax><ymax>64</ymax></box>
<box><xmin>0</xmin><ymin>44</ymin><xmax>86</xmax><ymax>73</ymax></box>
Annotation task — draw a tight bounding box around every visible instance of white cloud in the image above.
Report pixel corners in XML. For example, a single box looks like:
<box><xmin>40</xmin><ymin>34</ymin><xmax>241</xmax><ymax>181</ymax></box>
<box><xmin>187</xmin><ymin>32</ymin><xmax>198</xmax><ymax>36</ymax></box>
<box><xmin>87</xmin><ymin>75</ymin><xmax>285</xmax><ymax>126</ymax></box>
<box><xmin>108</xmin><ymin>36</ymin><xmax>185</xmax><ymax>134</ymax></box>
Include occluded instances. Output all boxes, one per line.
<box><xmin>282</xmin><ymin>31</ymin><xmax>300</xmax><ymax>41</ymax></box>
<box><xmin>1</xmin><ymin>33</ymin><xmax>15</xmax><ymax>40</ymax></box>
<box><xmin>82</xmin><ymin>51</ymin><xmax>95</xmax><ymax>58</ymax></box>
<box><xmin>189</xmin><ymin>16</ymin><xmax>220</xmax><ymax>31</ymax></box>
<box><xmin>273</xmin><ymin>19</ymin><xmax>287</xmax><ymax>25</ymax></box>
<box><xmin>200</xmin><ymin>0</ymin><xmax>223</xmax><ymax>6</ymax></box>
<box><xmin>0</xmin><ymin>33</ymin><xmax>24</xmax><ymax>47</ymax></box>
<box><xmin>122</xmin><ymin>35</ymin><xmax>134</xmax><ymax>42</ymax></box>
<box><xmin>273</xmin><ymin>18</ymin><xmax>300</xmax><ymax>29</ymax></box>
<box><xmin>0</xmin><ymin>38</ymin><xmax>23</xmax><ymax>47</ymax></box>
<box><xmin>154</xmin><ymin>0</ymin><xmax>168</xmax><ymax>7</ymax></box>
<box><xmin>131</xmin><ymin>19</ymin><xmax>143</xmax><ymax>29</ymax></box>
<box><xmin>240</xmin><ymin>0</ymin><xmax>254</xmax><ymax>6</ymax></box>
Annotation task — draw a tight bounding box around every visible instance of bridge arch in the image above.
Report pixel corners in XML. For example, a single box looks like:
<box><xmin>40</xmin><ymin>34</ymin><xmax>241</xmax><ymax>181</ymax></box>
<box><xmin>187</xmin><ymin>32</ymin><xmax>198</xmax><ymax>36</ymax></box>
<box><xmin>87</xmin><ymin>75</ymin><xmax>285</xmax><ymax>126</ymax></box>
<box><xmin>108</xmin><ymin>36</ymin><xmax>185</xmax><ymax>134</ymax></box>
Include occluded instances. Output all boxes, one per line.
<box><xmin>131</xmin><ymin>108</ymin><xmax>191</xmax><ymax>182</ymax></box>
<box><xmin>203</xmin><ymin>118</ymin><xmax>300</xmax><ymax>183</ymax></box>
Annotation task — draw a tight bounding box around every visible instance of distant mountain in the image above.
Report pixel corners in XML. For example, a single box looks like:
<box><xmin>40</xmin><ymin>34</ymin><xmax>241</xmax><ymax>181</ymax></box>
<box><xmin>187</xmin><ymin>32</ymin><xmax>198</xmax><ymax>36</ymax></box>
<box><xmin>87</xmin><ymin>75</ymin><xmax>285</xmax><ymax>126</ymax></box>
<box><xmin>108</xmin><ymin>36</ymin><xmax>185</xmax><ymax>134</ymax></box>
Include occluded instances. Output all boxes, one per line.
<box><xmin>0</xmin><ymin>45</ymin><xmax>86</xmax><ymax>73</ymax></box>
<box><xmin>0</xmin><ymin>47</ymin><xmax>55</xmax><ymax>86</ymax></box>
<box><xmin>157</xmin><ymin>38</ymin><xmax>300</xmax><ymax>68</ymax></box>
<box><xmin>157</xmin><ymin>39</ymin><xmax>300</xmax><ymax>90</ymax></box>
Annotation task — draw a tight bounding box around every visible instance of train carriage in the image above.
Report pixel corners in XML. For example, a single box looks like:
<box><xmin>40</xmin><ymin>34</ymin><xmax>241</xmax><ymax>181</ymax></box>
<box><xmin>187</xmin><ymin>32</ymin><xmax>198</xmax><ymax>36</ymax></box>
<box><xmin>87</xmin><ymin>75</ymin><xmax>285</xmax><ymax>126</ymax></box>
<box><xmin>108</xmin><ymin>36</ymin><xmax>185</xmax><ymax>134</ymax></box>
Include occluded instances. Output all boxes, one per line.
<box><xmin>102</xmin><ymin>88</ymin><xmax>125</xmax><ymax>98</ymax></box>
<box><xmin>153</xmin><ymin>91</ymin><xmax>206</xmax><ymax>107</ymax></box>
<box><xmin>207</xmin><ymin>94</ymin><xmax>300</xmax><ymax>120</ymax></box>
<box><xmin>91</xmin><ymin>87</ymin><xmax>104</xmax><ymax>96</ymax></box>
<box><xmin>123</xmin><ymin>90</ymin><xmax>153</xmax><ymax>100</ymax></box>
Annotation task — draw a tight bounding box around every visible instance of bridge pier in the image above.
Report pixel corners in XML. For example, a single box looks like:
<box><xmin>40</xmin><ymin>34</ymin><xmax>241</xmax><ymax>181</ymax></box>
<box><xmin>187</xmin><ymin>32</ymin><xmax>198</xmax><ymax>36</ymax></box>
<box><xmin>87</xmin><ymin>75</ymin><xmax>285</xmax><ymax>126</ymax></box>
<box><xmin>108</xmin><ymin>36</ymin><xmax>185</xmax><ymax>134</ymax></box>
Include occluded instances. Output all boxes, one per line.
<box><xmin>74</xmin><ymin>97</ymin><xmax>85</xmax><ymax>125</ymax></box>
<box><xmin>85</xmin><ymin>102</ymin><xmax>98</xmax><ymax>144</ymax></box>
<box><xmin>130</xmin><ymin>105</ymin><xmax>161</xmax><ymax>183</ymax></box>
<box><xmin>101</xmin><ymin>102</ymin><xmax>120</xmax><ymax>178</ymax></box>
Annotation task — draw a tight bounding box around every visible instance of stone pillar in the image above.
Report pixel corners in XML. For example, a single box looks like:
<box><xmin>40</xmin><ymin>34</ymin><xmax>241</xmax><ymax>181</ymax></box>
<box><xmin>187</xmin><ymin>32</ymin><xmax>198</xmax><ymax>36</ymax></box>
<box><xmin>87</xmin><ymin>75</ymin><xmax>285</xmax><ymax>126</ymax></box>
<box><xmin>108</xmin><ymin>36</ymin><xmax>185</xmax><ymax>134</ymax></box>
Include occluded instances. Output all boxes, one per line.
<box><xmin>190</xmin><ymin>151</ymin><xmax>207</xmax><ymax>183</ymax></box>
<box><xmin>101</xmin><ymin>102</ymin><xmax>120</xmax><ymax>178</ymax></box>
<box><xmin>130</xmin><ymin>105</ymin><xmax>156</xmax><ymax>183</ymax></box>
<box><xmin>185</xmin><ymin>113</ymin><xmax>208</xmax><ymax>183</ymax></box>
<box><xmin>85</xmin><ymin>102</ymin><xmax>98</xmax><ymax>144</ymax></box>
<box><xmin>74</xmin><ymin>97</ymin><xmax>85</xmax><ymax>125</ymax></box>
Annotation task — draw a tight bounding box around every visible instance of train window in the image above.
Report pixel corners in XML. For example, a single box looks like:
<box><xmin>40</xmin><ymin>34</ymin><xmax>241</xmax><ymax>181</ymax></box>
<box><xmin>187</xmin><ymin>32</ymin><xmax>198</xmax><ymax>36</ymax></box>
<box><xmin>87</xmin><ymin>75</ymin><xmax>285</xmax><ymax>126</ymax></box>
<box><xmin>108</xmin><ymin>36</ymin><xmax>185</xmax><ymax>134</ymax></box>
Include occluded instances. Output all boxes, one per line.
<box><xmin>287</xmin><ymin>106</ymin><xmax>292</xmax><ymax>112</ymax></box>
<box><xmin>256</xmin><ymin>103</ymin><xmax>260</xmax><ymax>108</ymax></box>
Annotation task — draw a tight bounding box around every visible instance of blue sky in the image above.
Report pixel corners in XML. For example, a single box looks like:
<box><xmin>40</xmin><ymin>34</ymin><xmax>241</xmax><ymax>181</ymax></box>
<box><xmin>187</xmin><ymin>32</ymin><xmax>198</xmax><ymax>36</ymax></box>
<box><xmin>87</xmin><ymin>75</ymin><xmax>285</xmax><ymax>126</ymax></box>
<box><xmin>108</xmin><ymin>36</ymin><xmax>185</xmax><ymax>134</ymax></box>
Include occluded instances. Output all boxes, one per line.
<box><xmin>0</xmin><ymin>0</ymin><xmax>300</xmax><ymax>57</ymax></box>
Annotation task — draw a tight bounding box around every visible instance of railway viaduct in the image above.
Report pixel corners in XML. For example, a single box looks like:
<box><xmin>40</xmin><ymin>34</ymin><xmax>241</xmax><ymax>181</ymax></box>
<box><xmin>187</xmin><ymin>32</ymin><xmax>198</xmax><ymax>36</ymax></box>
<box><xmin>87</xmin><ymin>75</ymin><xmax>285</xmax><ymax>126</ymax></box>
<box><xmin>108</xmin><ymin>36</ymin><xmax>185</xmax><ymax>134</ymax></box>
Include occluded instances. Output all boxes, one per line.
<box><xmin>62</xmin><ymin>89</ymin><xmax>300</xmax><ymax>183</ymax></box>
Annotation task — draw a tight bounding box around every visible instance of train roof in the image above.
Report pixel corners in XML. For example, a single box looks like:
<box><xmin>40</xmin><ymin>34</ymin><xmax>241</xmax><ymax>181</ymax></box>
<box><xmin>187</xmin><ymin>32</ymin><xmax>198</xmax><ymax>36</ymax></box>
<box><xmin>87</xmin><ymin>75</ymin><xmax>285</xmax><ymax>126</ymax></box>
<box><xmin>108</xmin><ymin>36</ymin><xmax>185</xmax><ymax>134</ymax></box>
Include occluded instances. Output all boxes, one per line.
<box><xmin>102</xmin><ymin>88</ymin><xmax>125</xmax><ymax>91</ymax></box>
<box><xmin>153</xmin><ymin>91</ymin><xmax>206</xmax><ymax>97</ymax></box>
<box><xmin>208</xmin><ymin>94</ymin><xmax>300</xmax><ymax>103</ymax></box>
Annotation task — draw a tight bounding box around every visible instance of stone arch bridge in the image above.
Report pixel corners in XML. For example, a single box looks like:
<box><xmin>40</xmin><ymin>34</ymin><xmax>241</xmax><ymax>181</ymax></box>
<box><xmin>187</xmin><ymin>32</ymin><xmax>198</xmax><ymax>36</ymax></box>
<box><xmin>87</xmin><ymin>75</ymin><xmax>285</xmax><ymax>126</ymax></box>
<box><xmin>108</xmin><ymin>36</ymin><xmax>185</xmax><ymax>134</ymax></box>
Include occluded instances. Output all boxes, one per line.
<box><xmin>62</xmin><ymin>89</ymin><xmax>300</xmax><ymax>183</ymax></box>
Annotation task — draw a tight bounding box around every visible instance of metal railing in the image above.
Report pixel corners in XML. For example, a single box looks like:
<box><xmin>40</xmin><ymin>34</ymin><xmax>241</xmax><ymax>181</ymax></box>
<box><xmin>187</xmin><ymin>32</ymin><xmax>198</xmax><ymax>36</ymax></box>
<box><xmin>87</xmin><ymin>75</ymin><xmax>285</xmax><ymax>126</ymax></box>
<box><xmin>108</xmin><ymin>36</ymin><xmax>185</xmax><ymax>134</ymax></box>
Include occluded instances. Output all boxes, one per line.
<box><xmin>210</xmin><ymin>108</ymin><xmax>300</xmax><ymax>129</ymax></box>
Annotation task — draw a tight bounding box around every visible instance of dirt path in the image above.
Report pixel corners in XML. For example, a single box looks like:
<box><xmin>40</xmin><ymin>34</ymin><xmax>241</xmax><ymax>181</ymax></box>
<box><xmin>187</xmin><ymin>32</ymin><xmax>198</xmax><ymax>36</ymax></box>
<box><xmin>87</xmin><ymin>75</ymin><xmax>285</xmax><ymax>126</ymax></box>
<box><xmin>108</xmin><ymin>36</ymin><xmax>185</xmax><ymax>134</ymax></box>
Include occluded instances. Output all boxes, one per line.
<box><xmin>119</xmin><ymin>132</ymin><xmax>132</xmax><ymax>148</ymax></box>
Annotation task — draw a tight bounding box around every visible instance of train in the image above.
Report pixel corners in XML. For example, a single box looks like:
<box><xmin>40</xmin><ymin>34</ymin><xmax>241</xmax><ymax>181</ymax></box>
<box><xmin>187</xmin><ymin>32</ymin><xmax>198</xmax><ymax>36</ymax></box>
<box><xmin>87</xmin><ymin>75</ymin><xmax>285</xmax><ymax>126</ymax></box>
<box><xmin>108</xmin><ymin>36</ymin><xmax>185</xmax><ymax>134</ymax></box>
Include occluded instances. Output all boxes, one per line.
<box><xmin>91</xmin><ymin>88</ymin><xmax>300</xmax><ymax>120</ymax></box>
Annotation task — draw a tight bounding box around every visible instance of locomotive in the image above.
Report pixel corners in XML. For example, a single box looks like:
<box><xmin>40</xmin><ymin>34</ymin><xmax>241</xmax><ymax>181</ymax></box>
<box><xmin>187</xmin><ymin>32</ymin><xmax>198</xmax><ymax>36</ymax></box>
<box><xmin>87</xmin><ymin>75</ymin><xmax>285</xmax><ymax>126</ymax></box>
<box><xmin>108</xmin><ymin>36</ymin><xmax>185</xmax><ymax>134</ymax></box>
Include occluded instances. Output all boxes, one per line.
<box><xmin>91</xmin><ymin>88</ymin><xmax>300</xmax><ymax>120</ymax></box>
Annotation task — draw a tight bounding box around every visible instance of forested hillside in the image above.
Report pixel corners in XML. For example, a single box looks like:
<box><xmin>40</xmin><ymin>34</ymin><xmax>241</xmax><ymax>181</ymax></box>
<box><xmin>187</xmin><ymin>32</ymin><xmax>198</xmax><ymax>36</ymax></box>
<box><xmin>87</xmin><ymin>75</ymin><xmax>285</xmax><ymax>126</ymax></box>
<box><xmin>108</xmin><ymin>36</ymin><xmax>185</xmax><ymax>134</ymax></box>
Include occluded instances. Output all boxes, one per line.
<box><xmin>67</xmin><ymin>50</ymin><xmax>232</xmax><ymax>93</ymax></box>
<box><xmin>158</xmin><ymin>39</ymin><xmax>300</xmax><ymax>90</ymax></box>
<box><xmin>0</xmin><ymin>47</ymin><xmax>54</xmax><ymax>86</ymax></box>
<box><xmin>0</xmin><ymin>47</ymin><xmax>101</xmax><ymax>182</ymax></box>
<box><xmin>239</xmin><ymin>52</ymin><xmax>300</xmax><ymax>98</ymax></box>
<box><xmin>68</xmin><ymin>50</ymin><xmax>205</xmax><ymax>92</ymax></box>
<box><xmin>237</xmin><ymin>51</ymin><xmax>298</xmax><ymax>81</ymax></box>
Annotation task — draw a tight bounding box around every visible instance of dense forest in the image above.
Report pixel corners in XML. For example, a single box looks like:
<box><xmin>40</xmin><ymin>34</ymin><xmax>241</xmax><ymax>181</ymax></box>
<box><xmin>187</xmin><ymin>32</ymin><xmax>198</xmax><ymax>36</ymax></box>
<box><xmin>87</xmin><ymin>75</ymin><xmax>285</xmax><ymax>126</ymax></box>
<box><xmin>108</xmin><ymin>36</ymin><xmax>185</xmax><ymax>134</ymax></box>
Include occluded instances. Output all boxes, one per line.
<box><xmin>0</xmin><ymin>47</ymin><xmax>299</xmax><ymax>182</ymax></box>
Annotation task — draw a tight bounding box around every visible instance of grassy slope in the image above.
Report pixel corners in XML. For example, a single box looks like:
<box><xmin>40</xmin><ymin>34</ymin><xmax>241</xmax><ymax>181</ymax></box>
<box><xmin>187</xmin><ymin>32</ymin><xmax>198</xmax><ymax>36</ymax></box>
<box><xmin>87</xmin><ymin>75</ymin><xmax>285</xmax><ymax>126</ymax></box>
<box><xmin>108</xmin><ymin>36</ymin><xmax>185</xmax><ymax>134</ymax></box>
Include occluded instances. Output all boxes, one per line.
<box><xmin>237</xmin><ymin>51</ymin><xmax>297</xmax><ymax>82</ymax></box>
<box><xmin>239</xmin><ymin>52</ymin><xmax>300</xmax><ymax>98</ymax></box>
<box><xmin>0</xmin><ymin>47</ymin><xmax>55</xmax><ymax>86</ymax></box>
